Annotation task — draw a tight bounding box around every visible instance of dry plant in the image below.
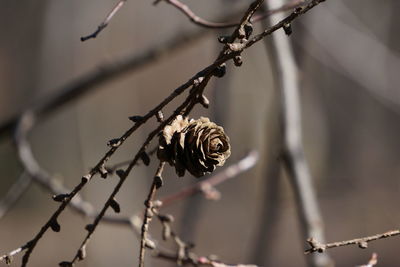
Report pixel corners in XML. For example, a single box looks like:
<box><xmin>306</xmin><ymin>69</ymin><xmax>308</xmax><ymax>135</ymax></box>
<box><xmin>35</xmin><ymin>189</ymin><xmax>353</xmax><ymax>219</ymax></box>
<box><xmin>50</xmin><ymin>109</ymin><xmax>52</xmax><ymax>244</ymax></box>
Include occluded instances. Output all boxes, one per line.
<box><xmin>0</xmin><ymin>0</ymin><xmax>398</xmax><ymax>266</ymax></box>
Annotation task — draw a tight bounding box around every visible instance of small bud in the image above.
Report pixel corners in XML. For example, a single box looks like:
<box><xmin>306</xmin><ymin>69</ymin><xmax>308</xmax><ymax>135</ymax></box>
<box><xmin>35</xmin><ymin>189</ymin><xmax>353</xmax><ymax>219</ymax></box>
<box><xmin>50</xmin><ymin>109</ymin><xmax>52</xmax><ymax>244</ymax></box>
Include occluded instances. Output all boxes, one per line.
<box><xmin>199</xmin><ymin>95</ymin><xmax>210</xmax><ymax>109</ymax></box>
<box><xmin>99</xmin><ymin>165</ymin><xmax>108</xmax><ymax>179</ymax></box>
<box><xmin>244</xmin><ymin>22</ymin><xmax>253</xmax><ymax>39</ymax></box>
<box><xmin>294</xmin><ymin>6</ymin><xmax>303</xmax><ymax>14</ymax></box>
<box><xmin>81</xmin><ymin>175</ymin><xmax>91</xmax><ymax>183</ymax></box>
<box><xmin>52</xmin><ymin>194</ymin><xmax>69</xmax><ymax>202</ymax></box>
<box><xmin>238</xmin><ymin>25</ymin><xmax>246</xmax><ymax>40</ymax></box>
<box><xmin>50</xmin><ymin>219</ymin><xmax>61</xmax><ymax>232</ymax></box>
<box><xmin>152</xmin><ymin>200</ymin><xmax>163</xmax><ymax>208</ymax></box>
<box><xmin>217</xmin><ymin>36</ymin><xmax>230</xmax><ymax>44</ymax></box>
<box><xmin>128</xmin><ymin>115</ymin><xmax>143</xmax><ymax>122</ymax></box>
<box><xmin>107</xmin><ymin>138</ymin><xmax>121</xmax><ymax>148</ymax></box>
<box><xmin>145</xmin><ymin>239</ymin><xmax>156</xmax><ymax>249</ymax></box>
<box><xmin>5</xmin><ymin>255</ymin><xmax>12</xmax><ymax>265</ymax></box>
<box><xmin>154</xmin><ymin>175</ymin><xmax>163</xmax><ymax>189</ymax></box>
<box><xmin>110</xmin><ymin>198</ymin><xmax>121</xmax><ymax>213</ymax></box>
<box><xmin>116</xmin><ymin>169</ymin><xmax>125</xmax><ymax>178</ymax></box>
<box><xmin>159</xmin><ymin>214</ymin><xmax>174</xmax><ymax>223</ymax></box>
<box><xmin>213</xmin><ymin>64</ymin><xmax>226</xmax><ymax>78</ymax></box>
<box><xmin>59</xmin><ymin>262</ymin><xmax>73</xmax><ymax>267</ymax></box>
<box><xmin>358</xmin><ymin>241</ymin><xmax>368</xmax><ymax>249</ymax></box>
<box><xmin>233</xmin><ymin>56</ymin><xmax>243</xmax><ymax>67</ymax></box>
<box><xmin>227</xmin><ymin>43</ymin><xmax>243</xmax><ymax>52</ymax></box>
<box><xmin>283</xmin><ymin>23</ymin><xmax>292</xmax><ymax>36</ymax></box>
<box><xmin>140</xmin><ymin>152</ymin><xmax>150</xmax><ymax>166</ymax></box>
<box><xmin>85</xmin><ymin>224</ymin><xmax>94</xmax><ymax>232</ymax></box>
<box><xmin>156</xmin><ymin>110</ymin><xmax>164</xmax><ymax>122</ymax></box>
<box><xmin>162</xmin><ymin>223</ymin><xmax>171</xmax><ymax>240</ymax></box>
<box><xmin>78</xmin><ymin>245</ymin><xmax>86</xmax><ymax>261</ymax></box>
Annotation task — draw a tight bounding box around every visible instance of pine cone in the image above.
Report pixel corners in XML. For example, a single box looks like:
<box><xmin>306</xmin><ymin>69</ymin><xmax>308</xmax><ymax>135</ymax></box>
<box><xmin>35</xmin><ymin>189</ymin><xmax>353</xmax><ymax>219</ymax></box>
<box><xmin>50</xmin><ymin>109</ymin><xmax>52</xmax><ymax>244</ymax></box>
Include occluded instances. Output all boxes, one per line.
<box><xmin>158</xmin><ymin>116</ymin><xmax>231</xmax><ymax>177</ymax></box>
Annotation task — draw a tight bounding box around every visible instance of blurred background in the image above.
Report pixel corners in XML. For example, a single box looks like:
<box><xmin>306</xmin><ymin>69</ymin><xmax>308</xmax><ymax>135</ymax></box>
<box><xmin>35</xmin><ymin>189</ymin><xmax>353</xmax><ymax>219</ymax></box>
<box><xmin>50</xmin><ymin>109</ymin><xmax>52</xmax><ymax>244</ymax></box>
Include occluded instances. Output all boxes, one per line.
<box><xmin>0</xmin><ymin>0</ymin><xmax>399</xmax><ymax>266</ymax></box>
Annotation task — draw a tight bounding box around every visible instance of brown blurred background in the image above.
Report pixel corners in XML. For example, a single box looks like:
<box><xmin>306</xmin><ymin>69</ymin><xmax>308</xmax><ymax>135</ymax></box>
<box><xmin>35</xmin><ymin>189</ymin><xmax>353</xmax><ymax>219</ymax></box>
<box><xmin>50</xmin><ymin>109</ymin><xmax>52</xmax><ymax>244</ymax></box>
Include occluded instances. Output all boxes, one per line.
<box><xmin>0</xmin><ymin>0</ymin><xmax>399</xmax><ymax>266</ymax></box>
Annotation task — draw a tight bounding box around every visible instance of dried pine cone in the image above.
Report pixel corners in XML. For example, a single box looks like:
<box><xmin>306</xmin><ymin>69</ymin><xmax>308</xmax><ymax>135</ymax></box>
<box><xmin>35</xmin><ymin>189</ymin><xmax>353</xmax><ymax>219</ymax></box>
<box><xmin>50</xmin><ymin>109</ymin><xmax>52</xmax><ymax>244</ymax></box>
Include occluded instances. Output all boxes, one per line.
<box><xmin>158</xmin><ymin>116</ymin><xmax>231</xmax><ymax>177</ymax></box>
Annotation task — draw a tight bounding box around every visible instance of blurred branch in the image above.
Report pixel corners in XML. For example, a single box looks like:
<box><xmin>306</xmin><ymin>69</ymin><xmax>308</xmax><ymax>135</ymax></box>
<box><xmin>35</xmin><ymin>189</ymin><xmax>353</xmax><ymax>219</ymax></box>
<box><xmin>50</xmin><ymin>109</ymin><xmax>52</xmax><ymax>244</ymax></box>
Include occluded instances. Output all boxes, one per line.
<box><xmin>0</xmin><ymin>28</ymin><xmax>207</xmax><ymax>137</ymax></box>
<box><xmin>305</xmin><ymin>230</ymin><xmax>400</xmax><ymax>254</ymax></box>
<box><xmin>81</xmin><ymin>0</ymin><xmax>127</xmax><ymax>41</ymax></box>
<box><xmin>0</xmin><ymin>172</ymin><xmax>32</xmax><ymax>219</ymax></box>
<box><xmin>161</xmin><ymin>150</ymin><xmax>258</xmax><ymax>206</ymax></box>
<box><xmin>262</xmin><ymin>0</ymin><xmax>332</xmax><ymax>267</ymax></box>
<box><xmin>358</xmin><ymin>253</ymin><xmax>378</xmax><ymax>267</ymax></box>
<box><xmin>298</xmin><ymin>1</ymin><xmax>400</xmax><ymax>116</ymax></box>
<box><xmin>155</xmin><ymin>0</ymin><xmax>304</xmax><ymax>28</ymax></box>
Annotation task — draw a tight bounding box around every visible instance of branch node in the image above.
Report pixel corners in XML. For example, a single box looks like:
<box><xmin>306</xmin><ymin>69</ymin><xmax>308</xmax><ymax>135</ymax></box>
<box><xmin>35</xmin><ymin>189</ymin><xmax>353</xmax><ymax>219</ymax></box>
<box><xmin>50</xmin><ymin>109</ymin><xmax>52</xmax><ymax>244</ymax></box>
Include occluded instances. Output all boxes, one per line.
<box><xmin>50</xmin><ymin>219</ymin><xmax>61</xmax><ymax>232</ymax></box>
<box><xmin>358</xmin><ymin>241</ymin><xmax>368</xmax><ymax>249</ymax></box>
<box><xmin>52</xmin><ymin>194</ymin><xmax>70</xmax><ymax>203</ymax></box>
<box><xmin>128</xmin><ymin>115</ymin><xmax>144</xmax><ymax>123</ymax></box>
<box><xmin>59</xmin><ymin>261</ymin><xmax>73</xmax><ymax>267</ymax></box>
<box><xmin>107</xmin><ymin>138</ymin><xmax>121</xmax><ymax>148</ymax></box>
<box><xmin>78</xmin><ymin>244</ymin><xmax>87</xmax><ymax>261</ymax></box>
<box><xmin>212</xmin><ymin>63</ymin><xmax>226</xmax><ymax>78</ymax></box>
<box><xmin>81</xmin><ymin>175</ymin><xmax>91</xmax><ymax>183</ymax></box>
<box><xmin>283</xmin><ymin>23</ymin><xmax>292</xmax><ymax>35</ymax></box>
<box><xmin>115</xmin><ymin>169</ymin><xmax>125</xmax><ymax>179</ymax></box>
<box><xmin>99</xmin><ymin>165</ymin><xmax>108</xmax><ymax>179</ymax></box>
<box><xmin>233</xmin><ymin>56</ymin><xmax>243</xmax><ymax>67</ymax></box>
<box><xmin>156</xmin><ymin>111</ymin><xmax>164</xmax><ymax>122</ymax></box>
<box><xmin>140</xmin><ymin>151</ymin><xmax>151</xmax><ymax>166</ymax></box>
<box><xmin>85</xmin><ymin>224</ymin><xmax>94</xmax><ymax>232</ymax></box>
<box><xmin>154</xmin><ymin>175</ymin><xmax>163</xmax><ymax>189</ymax></box>
<box><xmin>110</xmin><ymin>198</ymin><xmax>121</xmax><ymax>213</ymax></box>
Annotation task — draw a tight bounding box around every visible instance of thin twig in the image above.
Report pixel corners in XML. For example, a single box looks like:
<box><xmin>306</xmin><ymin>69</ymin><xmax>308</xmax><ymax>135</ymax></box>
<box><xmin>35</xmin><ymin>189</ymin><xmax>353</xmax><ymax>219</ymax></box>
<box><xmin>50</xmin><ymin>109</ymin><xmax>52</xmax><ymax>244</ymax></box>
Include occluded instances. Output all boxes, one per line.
<box><xmin>139</xmin><ymin>161</ymin><xmax>165</xmax><ymax>267</ymax></box>
<box><xmin>81</xmin><ymin>0</ymin><xmax>127</xmax><ymax>41</ymax></box>
<box><xmin>0</xmin><ymin>172</ymin><xmax>32</xmax><ymax>219</ymax></box>
<box><xmin>305</xmin><ymin>230</ymin><xmax>400</xmax><ymax>254</ymax></box>
<box><xmin>358</xmin><ymin>253</ymin><xmax>378</xmax><ymax>267</ymax></box>
<box><xmin>160</xmin><ymin>150</ymin><xmax>258</xmax><ymax>207</ymax></box>
<box><xmin>262</xmin><ymin>0</ymin><xmax>332</xmax><ymax>266</ymax></box>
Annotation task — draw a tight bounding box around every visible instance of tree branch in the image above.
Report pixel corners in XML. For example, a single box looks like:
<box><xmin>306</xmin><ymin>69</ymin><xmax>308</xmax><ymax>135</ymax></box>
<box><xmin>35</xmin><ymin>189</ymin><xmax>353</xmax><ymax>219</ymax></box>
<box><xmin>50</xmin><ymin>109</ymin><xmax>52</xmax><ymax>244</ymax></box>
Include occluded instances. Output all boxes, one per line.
<box><xmin>262</xmin><ymin>0</ymin><xmax>332</xmax><ymax>266</ymax></box>
<box><xmin>305</xmin><ymin>230</ymin><xmax>400</xmax><ymax>254</ymax></box>
<box><xmin>81</xmin><ymin>0</ymin><xmax>127</xmax><ymax>41</ymax></box>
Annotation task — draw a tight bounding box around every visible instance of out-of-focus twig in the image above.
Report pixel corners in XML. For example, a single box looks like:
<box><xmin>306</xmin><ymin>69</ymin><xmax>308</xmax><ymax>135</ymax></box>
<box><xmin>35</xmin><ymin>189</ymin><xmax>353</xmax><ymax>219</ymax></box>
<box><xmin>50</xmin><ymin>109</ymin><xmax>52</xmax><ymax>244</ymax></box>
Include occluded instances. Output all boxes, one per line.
<box><xmin>305</xmin><ymin>230</ymin><xmax>400</xmax><ymax>254</ymax></box>
<box><xmin>0</xmin><ymin>29</ymin><xmax>207</xmax><ymax>137</ymax></box>
<box><xmin>0</xmin><ymin>172</ymin><xmax>32</xmax><ymax>219</ymax></box>
<box><xmin>298</xmin><ymin>2</ymin><xmax>400</xmax><ymax>116</ymax></box>
<box><xmin>156</xmin><ymin>0</ymin><xmax>304</xmax><ymax>28</ymax></box>
<box><xmin>262</xmin><ymin>0</ymin><xmax>332</xmax><ymax>267</ymax></box>
<box><xmin>161</xmin><ymin>150</ymin><xmax>259</xmax><ymax>207</ymax></box>
<box><xmin>81</xmin><ymin>0</ymin><xmax>127</xmax><ymax>41</ymax></box>
<box><xmin>358</xmin><ymin>253</ymin><xmax>378</xmax><ymax>267</ymax></box>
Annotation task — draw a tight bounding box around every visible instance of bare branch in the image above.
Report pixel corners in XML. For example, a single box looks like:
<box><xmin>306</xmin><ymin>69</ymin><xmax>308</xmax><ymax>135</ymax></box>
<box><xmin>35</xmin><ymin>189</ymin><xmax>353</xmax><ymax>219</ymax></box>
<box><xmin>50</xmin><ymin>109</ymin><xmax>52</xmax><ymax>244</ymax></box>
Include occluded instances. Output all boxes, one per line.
<box><xmin>0</xmin><ymin>29</ymin><xmax>207</xmax><ymax>137</ymax></box>
<box><xmin>262</xmin><ymin>0</ymin><xmax>332</xmax><ymax>266</ymax></box>
<box><xmin>160</xmin><ymin>150</ymin><xmax>259</xmax><ymax>207</ymax></box>
<box><xmin>139</xmin><ymin>161</ymin><xmax>165</xmax><ymax>267</ymax></box>
<box><xmin>305</xmin><ymin>230</ymin><xmax>400</xmax><ymax>254</ymax></box>
<box><xmin>81</xmin><ymin>0</ymin><xmax>127</xmax><ymax>41</ymax></box>
<box><xmin>358</xmin><ymin>253</ymin><xmax>378</xmax><ymax>267</ymax></box>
